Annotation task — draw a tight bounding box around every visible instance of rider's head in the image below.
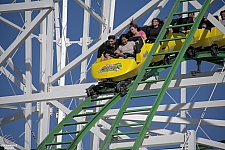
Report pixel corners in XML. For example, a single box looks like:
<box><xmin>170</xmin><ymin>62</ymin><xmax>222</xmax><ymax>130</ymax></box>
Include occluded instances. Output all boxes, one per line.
<box><xmin>152</xmin><ymin>18</ymin><xmax>160</xmax><ymax>27</ymax></box>
<box><xmin>120</xmin><ymin>34</ymin><xmax>129</xmax><ymax>45</ymax></box>
<box><xmin>129</xmin><ymin>21</ymin><xmax>140</xmax><ymax>35</ymax></box>
<box><xmin>220</xmin><ymin>10</ymin><xmax>225</xmax><ymax>20</ymax></box>
<box><xmin>108</xmin><ymin>35</ymin><xmax>116</xmax><ymax>47</ymax></box>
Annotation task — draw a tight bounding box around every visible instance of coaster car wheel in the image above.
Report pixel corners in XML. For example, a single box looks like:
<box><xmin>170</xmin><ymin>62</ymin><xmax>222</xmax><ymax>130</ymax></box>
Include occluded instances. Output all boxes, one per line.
<box><xmin>163</xmin><ymin>54</ymin><xmax>171</xmax><ymax>65</ymax></box>
<box><xmin>86</xmin><ymin>85</ymin><xmax>98</xmax><ymax>98</ymax></box>
<box><xmin>115</xmin><ymin>81</ymin><xmax>128</xmax><ymax>97</ymax></box>
<box><xmin>211</xmin><ymin>44</ymin><xmax>219</xmax><ymax>55</ymax></box>
<box><xmin>120</xmin><ymin>87</ymin><xmax>128</xmax><ymax>97</ymax></box>
<box><xmin>186</xmin><ymin>46</ymin><xmax>196</xmax><ymax>58</ymax></box>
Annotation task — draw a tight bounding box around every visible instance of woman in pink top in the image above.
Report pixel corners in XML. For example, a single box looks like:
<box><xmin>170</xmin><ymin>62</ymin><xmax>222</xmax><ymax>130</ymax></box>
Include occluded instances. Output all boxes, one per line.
<box><xmin>129</xmin><ymin>20</ymin><xmax>147</xmax><ymax>41</ymax></box>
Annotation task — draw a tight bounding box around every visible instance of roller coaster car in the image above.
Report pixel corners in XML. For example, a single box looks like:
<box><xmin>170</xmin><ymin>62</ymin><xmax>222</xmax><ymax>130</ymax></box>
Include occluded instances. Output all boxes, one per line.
<box><xmin>86</xmin><ymin>36</ymin><xmax>167</xmax><ymax>97</ymax></box>
<box><xmin>211</xmin><ymin>27</ymin><xmax>225</xmax><ymax>55</ymax></box>
<box><xmin>86</xmin><ymin>37</ymin><xmax>139</xmax><ymax>97</ymax></box>
<box><xmin>86</xmin><ymin>27</ymin><xmax>225</xmax><ymax>98</ymax></box>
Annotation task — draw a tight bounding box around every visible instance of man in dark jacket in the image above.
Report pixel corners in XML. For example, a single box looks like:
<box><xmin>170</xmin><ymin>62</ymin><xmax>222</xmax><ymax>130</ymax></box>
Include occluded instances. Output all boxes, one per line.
<box><xmin>97</xmin><ymin>35</ymin><xmax>119</xmax><ymax>61</ymax></box>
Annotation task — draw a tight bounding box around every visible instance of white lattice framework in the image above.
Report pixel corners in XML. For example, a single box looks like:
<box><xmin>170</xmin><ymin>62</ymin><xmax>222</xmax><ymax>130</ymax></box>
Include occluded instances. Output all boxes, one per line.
<box><xmin>0</xmin><ymin>0</ymin><xmax>225</xmax><ymax>149</ymax></box>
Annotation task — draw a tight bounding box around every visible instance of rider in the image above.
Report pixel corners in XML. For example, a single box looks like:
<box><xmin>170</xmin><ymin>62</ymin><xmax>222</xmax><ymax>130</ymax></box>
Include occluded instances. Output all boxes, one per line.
<box><xmin>97</xmin><ymin>35</ymin><xmax>119</xmax><ymax>61</ymax></box>
<box><xmin>146</xmin><ymin>18</ymin><xmax>163</xmax><ymax>43</ymax></box>
<box><xmin>115</xmin><ymin>34</ymin><xmax>136</xmax><ymax>58</ymax></box>
<box><xmin>129</xmin><ymin>20</ymin><xmax>147</xmax><ymax>41</ymax></box>
<box><xmin>220</xmin><ymin>10</ymin><xmax>225</xmax><ymax>26</ymax></box>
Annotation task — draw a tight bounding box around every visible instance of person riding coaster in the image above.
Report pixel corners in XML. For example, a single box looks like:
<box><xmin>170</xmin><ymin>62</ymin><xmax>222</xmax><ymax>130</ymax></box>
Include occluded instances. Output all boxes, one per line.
<box><xmin>115</xmin><ymin>34</ymin><xmax>138</xmax><ymax>59</ymax></box>
<box><xmin>97</xmin><ymin>35</ymin><xmax>119</xmax><ymax>61</ymax></box>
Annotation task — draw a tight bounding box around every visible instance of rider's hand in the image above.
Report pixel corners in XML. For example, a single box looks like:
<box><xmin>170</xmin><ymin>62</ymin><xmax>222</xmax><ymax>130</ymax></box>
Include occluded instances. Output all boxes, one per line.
<box><xmin>105</xmin><ymin>53</ymin><xmax>110</xmax><ymax>57</ymax></box>
<box><xmin>115</xmin><ymin>50</ymin><xmax>123</xmax><ymax>56</ymax></box>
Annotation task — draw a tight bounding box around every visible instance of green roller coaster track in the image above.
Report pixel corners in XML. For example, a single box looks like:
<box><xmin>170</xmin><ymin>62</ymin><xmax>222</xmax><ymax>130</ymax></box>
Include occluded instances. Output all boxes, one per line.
<box><xmin>100</xmin><ymin>0</ymin><xmax>211</xmax><ymax>149</ymax></box>
<box><xmin>37</xmin><ymin>0</ymin><xmax>225</xmax><ymax>149</ymax></box>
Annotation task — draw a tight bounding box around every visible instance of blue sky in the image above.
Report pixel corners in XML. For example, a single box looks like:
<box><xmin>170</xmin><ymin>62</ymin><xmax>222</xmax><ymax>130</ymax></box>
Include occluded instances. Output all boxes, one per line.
<box><xmin>0</xmin><ymin>0</ymin><xmax>225</xmax><ymax>149</ymax></box>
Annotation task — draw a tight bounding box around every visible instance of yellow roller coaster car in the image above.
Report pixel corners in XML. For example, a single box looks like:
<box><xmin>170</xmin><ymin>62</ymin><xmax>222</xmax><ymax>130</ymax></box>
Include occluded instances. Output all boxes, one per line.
<box><xmin>92</xmin><ymin>27</ymin><xmax>225</xmax><ymax>82</ymax></box>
